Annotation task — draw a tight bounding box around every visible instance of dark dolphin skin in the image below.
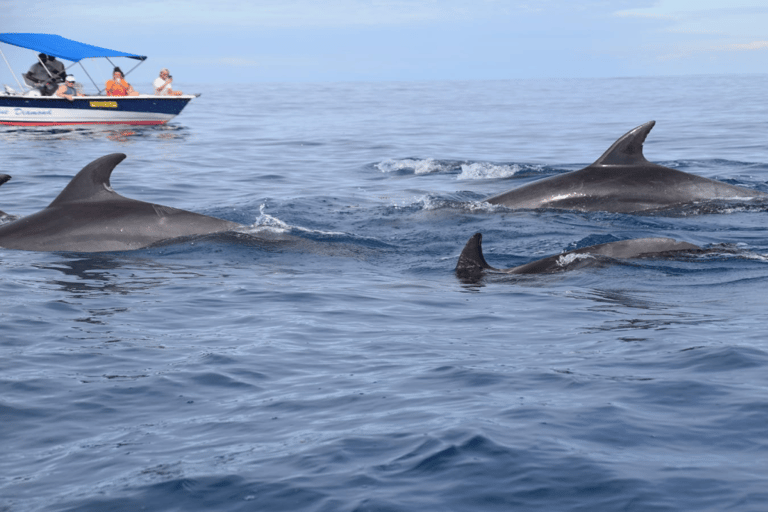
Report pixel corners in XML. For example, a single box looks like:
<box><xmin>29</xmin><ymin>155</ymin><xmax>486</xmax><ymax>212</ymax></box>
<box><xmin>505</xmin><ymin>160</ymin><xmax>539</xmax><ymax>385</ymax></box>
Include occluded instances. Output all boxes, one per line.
<box><xmin>484</xmin><ymin>121</ymin><xmax>767</xmax><ymax>212</ymax></box>
<box><xmin>455</xmin><ymin>232</ymin><xmax>700</xmax><ymax>279</ymax></box>
<box><xmin>0</xmin><ymin>174</ymin><xmax>9</xmax><ymax>217</ymax></box>
<box><xmin>0</xmin><ymin>154</ymin><xmax>241</xmax><ymax>252</ymax></box>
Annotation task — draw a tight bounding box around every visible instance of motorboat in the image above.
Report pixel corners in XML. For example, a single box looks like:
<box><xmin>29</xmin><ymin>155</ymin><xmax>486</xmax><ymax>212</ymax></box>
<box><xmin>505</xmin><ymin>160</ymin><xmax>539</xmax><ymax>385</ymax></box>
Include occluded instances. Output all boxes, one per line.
<box><xmin>0</xmin><ymin>33</ymin><xmax>197</xmax><ymax>126</ymax></box>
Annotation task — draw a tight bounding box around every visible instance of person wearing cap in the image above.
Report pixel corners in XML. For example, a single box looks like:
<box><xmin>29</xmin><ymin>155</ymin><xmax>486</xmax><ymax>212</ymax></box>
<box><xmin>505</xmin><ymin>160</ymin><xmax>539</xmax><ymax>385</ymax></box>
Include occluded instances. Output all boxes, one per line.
<box><xmin>56</xmin><ymin>76</ymin><xmax>85</xmax><ymax>101</ymax></box>
<box><xmin>153</xmin><ymin>68</ymin><xmax>183</xmax><ymax>96</ymax></box>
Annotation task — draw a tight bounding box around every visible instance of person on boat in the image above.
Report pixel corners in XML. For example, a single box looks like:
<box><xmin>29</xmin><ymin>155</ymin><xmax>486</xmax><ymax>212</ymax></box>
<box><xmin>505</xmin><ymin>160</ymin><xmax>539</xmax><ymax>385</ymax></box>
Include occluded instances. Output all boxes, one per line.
<box><xmin>56</xmin><ymin>75</ymin><xmax>85</xmax><ymax>101</ymax></box>
<box><xmin>105</xmin><ymin>67</ymin><xmax>139</xmax><ymax>96</ymax></box>
<box><xmin>153</xmin><ymin>68</ymin><xmax>183</xmax><ymax>96</ymax></box>
<box><xmin>26</xmin><ymin>54</ymin><xmax>50</xmax><ymax>83</ymax></box>
<box><xmin>45</xmin><ymin>55</ymin><xmax>67</xmax><ymax>82</ymax></box>
<box><xmin>25</xmin><ymin>54</ymin><xmax>61</xmax><ymax>95</ymax></box>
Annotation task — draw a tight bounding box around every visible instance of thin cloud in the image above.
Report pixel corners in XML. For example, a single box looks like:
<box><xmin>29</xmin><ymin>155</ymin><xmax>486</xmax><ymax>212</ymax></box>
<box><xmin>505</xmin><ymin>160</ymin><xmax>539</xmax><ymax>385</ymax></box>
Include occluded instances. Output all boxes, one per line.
<box><xmin>720</xmin><ymin>40</ymin><xmax>768</xmax><ymax>51</ymax></box>
<box><xmin>660</xmin><ymin>40</ymin><xmax>768</xmax><ymax>60</ymax></box>
<box><xmin>218</xmin><ymin>57</ymin><xmax>261</xmax><ymax>68</ymax></box>
<box><xmin>613</xmin><ymin>10</ymin><xmax>673</xmax><ymax>20</ymax></box>
<box><xmin>10</xmin><ymin>0</ymin><xmax>514</xmax><ymax>29</ymax></box>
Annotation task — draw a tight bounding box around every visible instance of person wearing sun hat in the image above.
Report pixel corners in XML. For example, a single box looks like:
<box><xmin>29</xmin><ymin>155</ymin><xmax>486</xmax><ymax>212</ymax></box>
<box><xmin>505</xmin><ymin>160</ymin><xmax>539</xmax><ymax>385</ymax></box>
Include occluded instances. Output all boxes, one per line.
<box><xmin>55</xmin><ymin>75</ymin><xmax>84</xmax><ymax>101</ymax></box>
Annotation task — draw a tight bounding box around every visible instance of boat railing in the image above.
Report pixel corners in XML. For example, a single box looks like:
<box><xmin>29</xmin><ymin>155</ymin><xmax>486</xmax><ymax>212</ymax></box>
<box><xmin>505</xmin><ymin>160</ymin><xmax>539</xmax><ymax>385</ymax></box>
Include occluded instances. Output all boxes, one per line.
<box><xmin>0</xmin><ymin>87</ymin><xmax>199</xmax><ymax>99</ymax></box>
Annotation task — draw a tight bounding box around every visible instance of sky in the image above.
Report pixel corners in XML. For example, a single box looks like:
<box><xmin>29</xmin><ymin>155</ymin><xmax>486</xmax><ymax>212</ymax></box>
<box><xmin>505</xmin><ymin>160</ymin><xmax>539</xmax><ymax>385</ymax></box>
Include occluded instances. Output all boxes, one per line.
<box><xmin>2</xmin><ymin>0</ymin><xmax>768</xmax><ymax>85</ymax></box>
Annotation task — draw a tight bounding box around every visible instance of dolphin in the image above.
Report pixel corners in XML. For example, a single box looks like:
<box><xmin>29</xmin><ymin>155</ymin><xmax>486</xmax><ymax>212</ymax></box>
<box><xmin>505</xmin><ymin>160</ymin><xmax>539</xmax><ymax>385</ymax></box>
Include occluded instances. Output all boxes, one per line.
<box><xmin>0</xmin><ymin>174</ymin><xmax>9</xmax><ymax>217</ymax></box>
<box><xmin>456</xmin><ymin>232</ymin><xmax>701</xmax><ymax>279</ymax></box>
<box><xmin>484</xmin><ymin>121</ymin><xmax>767</xmax><ymax>212</ymax></box>
<box><xmin>0</xmin><ymin>153</ymin><xmax>242</xmax><ymax>252</ymax></box>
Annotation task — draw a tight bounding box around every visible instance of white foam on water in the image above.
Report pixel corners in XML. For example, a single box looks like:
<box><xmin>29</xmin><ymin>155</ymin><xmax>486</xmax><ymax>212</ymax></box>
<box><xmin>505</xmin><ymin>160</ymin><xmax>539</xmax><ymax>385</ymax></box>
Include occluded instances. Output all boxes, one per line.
<box><xmin>240</xmin><ymin>204</ymin><xmax>348</xmax><ymax>237</ymax></box>
<box><xmin>458</xmin><ymin>162</ymin><xmax>522</xmax><ymax>180</ymax></box>
<box><xmin>556</xmin><ymin>252</ymin><xmax>596</xmax><ymax>268</ymax></box>
<box><xmin>376</xmin><ymin>158</ymin><xmax>453</xmax><ymax>175</ymax></box>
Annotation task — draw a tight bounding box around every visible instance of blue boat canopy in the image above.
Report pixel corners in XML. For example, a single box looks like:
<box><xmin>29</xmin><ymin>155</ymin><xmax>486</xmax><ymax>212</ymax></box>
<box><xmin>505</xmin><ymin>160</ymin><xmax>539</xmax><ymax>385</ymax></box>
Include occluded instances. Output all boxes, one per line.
<box><xmin>0</xmin><ymin>33</ymin><xmax>146</xmax><ymax>62</ymax></box>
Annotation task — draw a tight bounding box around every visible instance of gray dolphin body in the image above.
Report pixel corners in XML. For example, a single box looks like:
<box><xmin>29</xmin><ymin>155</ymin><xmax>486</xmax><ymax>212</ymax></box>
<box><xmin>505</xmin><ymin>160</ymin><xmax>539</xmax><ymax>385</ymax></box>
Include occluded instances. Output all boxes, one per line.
<box><xmin>0</xmin><ymin>174</ymin><xmax>9</xmax><ymax>217</ymax></box>
<box><xmin>485</xmin><ymin>121</ymin><xmax>766</xmax><ymax>212</ymax></box>
<box><xmin>456</xmin><ymin>232</ymin><xmax>700</xmax><ymax>279</ymax></box>
<box><xmin>0</xmin><ymin>154</ymin><xmax>241</xmax><ymax>252</ymax></box>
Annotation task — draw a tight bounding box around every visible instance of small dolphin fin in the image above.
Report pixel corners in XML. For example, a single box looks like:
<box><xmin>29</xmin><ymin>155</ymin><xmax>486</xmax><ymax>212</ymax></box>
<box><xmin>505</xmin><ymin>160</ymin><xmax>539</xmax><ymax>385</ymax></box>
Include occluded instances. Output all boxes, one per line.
<box><xmin>456</xmin><ymin>233</ymin><xmax>494</xmax><ymax>278</ymax></box>
<box><xmin>0</xmin><ymin>175</ymin><xmax>9</xmax><ymax>217</ymax></box>
<box><xmin>592</xmin><ymin>121</ymin><xmax>655</xmax><ymax>166</ymax></box>
<box><xmin>48</xmin><ymin>153</ymin><xmax>127</xmax><ymax>207</ymax></box>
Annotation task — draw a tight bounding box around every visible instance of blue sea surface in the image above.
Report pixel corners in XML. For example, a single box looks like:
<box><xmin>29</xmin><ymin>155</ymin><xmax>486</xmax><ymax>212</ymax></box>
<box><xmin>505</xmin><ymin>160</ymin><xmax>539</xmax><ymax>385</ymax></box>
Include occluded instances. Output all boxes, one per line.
<box><xmin>2</xmin><ymin>76</ymin><xmax>768</xmax><ymax>511</ymax></box>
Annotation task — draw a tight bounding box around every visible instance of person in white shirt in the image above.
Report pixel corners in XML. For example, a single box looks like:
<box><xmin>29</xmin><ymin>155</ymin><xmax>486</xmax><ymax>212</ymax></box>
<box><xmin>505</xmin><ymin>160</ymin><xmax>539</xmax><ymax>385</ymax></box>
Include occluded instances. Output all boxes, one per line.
<box><xmin>153</xmin><ymin>68</ymin><xmax>183</xmax><ymax>96</ymax></box>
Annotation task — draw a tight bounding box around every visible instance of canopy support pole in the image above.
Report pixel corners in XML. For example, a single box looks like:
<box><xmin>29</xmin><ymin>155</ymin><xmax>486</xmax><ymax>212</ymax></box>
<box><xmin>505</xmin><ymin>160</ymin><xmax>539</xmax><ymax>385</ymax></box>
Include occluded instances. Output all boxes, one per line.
<box><xmin>105</xmin><ymin>56</ymin><xmax>145</xmax><ymax>78</ymax></box>
<box><xmin>0</xmin><ymin>48</ymin><xmax>25</xmax><ymax>91</ymax></box>
<box><xmin>122</xmin><ymin>58</ymin><xmax>145</xmax><ymax>78</ymax></box>
<box><xmin>78</xmin><ymin>61</ymin><xmax>102</xmax><ymax>94</ymax></box>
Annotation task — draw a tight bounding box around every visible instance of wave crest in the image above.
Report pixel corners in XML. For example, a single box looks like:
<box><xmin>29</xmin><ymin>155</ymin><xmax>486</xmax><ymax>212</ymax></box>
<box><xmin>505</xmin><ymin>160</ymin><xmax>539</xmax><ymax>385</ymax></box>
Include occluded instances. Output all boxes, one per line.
<box><xmin>458</xmin><ymin>162</ymin><xmax>522</xmax><ymax>180</ymax></box>
<box><xmin>376</xmin><ymin>158</ymin><xmax>456</xmax><ymax>175</ymax></box>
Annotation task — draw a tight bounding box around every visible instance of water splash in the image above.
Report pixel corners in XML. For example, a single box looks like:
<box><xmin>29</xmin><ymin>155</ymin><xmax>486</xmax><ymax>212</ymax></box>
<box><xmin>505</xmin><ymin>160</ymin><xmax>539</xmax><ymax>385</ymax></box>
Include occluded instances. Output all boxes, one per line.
<box><xmin>458</xmin><ymin>162</ymin><xmax>521</xmax><ymax>180</ymax></box>
<box><xmin>556</xmin><ymin>252</ymin><xmax>596</xmax><ymax>268</ymax></box>
<box><xmin>375</xmin><ymin>158</ymin><xmax>457</xmax><ymax>175</ymax></box>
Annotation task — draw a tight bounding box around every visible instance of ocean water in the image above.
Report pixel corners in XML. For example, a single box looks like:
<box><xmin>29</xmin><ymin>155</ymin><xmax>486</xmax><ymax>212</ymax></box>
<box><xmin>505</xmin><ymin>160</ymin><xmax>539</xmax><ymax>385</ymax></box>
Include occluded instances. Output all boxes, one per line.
<box><xmin>2</xmin><ymin>76</ymin><xmax>768</xmax><ymax>511</ymax></box>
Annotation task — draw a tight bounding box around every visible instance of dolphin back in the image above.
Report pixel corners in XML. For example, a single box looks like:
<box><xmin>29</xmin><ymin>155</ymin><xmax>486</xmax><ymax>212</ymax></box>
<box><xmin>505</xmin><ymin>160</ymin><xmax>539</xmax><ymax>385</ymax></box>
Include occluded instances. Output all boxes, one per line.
<box><xmin>456</xmin><ymin>233</ymin><xmax>703</xmax><ymax>279</ymax></box>
<box><xmin>577</xmin><ymin>237</ymin><xmax>700</xmax><ymax>258</ymax></box>
<box><xmin>0</xmin><ymin>153</ymin><xmax>243</xmax><ymax>252</ymax></box>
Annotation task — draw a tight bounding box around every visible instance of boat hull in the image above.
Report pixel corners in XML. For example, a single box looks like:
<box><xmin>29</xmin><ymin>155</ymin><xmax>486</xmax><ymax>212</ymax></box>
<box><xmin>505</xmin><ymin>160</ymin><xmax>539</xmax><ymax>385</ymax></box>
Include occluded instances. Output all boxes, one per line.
<box><xmin>0</xmin><ymin>95</ymin><xmax>194</xmax><ymax>126</ymax></box>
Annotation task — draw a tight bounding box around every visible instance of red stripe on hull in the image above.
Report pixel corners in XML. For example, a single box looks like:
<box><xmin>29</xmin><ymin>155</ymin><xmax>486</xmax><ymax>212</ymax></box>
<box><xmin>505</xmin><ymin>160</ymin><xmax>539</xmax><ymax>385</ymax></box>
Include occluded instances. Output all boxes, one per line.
<box><xmin>0</xmin><ymin>120</ymin><xmax>168</xmax><ymax>126</ymax></box>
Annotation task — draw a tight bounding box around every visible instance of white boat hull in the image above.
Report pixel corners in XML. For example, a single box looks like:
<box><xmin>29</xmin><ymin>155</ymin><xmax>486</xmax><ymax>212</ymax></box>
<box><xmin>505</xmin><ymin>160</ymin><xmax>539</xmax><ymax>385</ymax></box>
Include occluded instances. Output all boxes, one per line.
<box><xmin>0</xmin><ymin>95</ymin><xmax>195</xmax><ymax>126</ymax></box>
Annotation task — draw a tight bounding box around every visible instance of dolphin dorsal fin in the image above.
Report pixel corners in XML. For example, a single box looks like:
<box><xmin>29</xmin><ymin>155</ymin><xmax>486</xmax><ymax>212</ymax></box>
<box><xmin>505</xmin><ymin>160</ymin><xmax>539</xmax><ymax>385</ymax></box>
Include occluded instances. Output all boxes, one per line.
<box><xmin>456</xmin><ymin>233</ymin><xmax>494</xmax><ymax>277</ymax></box>
<box><xmin>592</xmin><ymin>121</ymin><xmax>655</xmax><ymax>166</ymax></box>
<box><xmin>48</xmin><ymin>153</ymin><xmax>127</xmax><ymax>207</ymax></box>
